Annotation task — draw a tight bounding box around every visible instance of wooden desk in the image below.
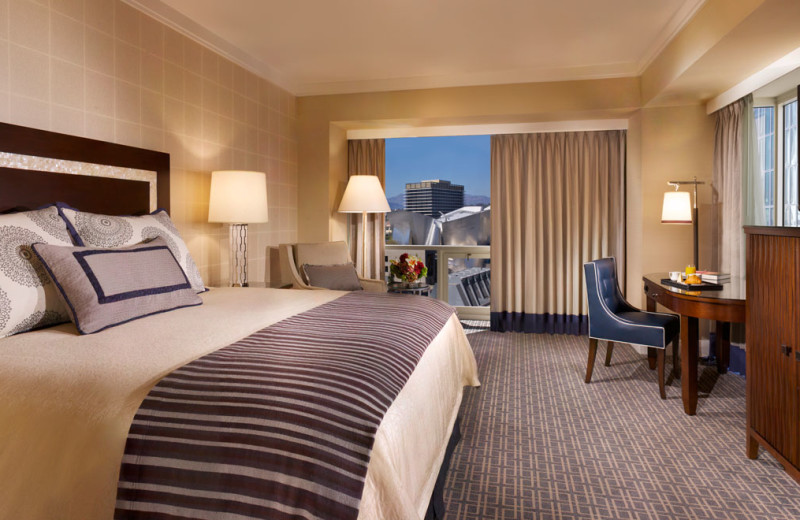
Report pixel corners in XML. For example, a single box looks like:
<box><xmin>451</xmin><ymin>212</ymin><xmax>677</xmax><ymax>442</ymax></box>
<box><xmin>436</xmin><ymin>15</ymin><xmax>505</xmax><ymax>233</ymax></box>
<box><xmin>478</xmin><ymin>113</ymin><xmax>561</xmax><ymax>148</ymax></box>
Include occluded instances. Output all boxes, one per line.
<box><xmin>642</xmin><ymin>274</ymin><xmax>746</xmax><ymax>415</ymax></box>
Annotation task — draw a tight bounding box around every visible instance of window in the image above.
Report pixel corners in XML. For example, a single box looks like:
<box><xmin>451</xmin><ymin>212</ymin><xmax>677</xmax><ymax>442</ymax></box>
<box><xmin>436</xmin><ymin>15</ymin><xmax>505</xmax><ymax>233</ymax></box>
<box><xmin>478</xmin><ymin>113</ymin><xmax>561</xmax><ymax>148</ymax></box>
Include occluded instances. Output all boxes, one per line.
<box><xmin>754</xmin><ymin>107</ymin><xmax>775</xmax><ymax>225</ymax></box>
<box><xmin>384</xmin><ymin>136</ymin><xmax>491</xmax><ymax>318</ymax></box>
<box><xmin>784</xmin><ymin>100</ymin><xmax>798</xmax><ymax>226</ymax></box>
<box><xmin>756</xmin><ymin>94</ymin><xmax>798</xmax><ymax>226</ymax></box>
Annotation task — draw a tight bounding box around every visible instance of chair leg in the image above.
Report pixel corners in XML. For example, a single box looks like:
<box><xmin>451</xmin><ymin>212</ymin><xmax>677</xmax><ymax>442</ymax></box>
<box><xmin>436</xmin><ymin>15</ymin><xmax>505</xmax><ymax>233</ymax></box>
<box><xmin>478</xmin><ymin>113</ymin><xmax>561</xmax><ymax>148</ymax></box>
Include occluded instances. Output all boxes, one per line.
<box><xmin>604</xmin><ymin>341</ymin><xmax>614</xmax><ymax>367</ymax></box>
<box><xmin>657</xmin><ymin>348</ymin><xmax>666</xmax><ymax>400</ymax></box>
<box><xmin>647</xmin><ymin>347</ymin><xmax>657</xmax><ymax>370</ymax></box>
<box><xmin>585</xmin><ymin>338</ymin><xmax>598</xmax><ymax>384</ymax></box>
<box><xmin>672</xmin><ymin>337</ymin><xmax>681</xmax><ymax>380</ymax></box>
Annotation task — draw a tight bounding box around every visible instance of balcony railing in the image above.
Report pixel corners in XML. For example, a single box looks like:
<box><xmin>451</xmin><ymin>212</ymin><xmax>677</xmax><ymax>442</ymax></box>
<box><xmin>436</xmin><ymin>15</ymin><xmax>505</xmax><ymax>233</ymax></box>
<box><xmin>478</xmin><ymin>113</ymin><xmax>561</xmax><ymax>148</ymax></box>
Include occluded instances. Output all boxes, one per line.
<box><xmin>385</xmin><ymin>244</ymin><xmax>490</xmax><ymax>320</ymax></box>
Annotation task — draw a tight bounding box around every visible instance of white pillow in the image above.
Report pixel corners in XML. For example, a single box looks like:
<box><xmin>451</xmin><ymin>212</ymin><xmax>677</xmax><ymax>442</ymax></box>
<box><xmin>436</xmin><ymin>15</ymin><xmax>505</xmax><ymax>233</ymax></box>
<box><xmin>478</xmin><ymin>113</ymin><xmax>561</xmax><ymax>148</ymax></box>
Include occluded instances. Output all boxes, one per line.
<box><xmin>60</xmin><ymin>207</ymin><xmax>206</xmax><ymax>293</ymax></box>
<box><xmin>0</xmin><ymin>206</ymin><xmax>73</xmax><ymax>338</ymax></box>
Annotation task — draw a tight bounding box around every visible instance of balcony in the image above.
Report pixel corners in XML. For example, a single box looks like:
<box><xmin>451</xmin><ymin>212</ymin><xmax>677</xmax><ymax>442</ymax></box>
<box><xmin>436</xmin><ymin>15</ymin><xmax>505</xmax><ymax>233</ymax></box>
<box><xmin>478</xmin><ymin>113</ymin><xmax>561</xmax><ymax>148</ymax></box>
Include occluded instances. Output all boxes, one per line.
<box><xmin>385</xmin><ymin>244</ymin><xmax>490</xmax><ymax>320</ymax></box>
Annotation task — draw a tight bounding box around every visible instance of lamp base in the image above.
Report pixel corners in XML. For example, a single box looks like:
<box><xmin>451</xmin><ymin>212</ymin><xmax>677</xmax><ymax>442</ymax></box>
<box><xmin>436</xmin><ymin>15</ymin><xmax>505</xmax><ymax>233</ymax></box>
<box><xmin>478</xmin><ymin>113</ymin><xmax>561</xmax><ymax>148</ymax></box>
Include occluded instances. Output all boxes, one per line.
<box><xmin>229</xmin><ymin>223</ymin><xmax>248</xmax><ymax>287</ymax></box>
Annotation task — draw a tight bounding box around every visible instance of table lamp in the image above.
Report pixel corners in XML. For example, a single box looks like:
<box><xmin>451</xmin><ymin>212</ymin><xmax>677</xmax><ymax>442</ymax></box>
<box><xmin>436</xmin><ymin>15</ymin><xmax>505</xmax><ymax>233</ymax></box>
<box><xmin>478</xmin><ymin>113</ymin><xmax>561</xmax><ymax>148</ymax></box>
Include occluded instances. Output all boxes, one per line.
<box><xmin>338</xmin><ymin>175</ymin><xmax>391</xmax><ymax>277</ymax></box>
<box><xmin>661</xmin><ymin>176</ymin><xmax>704</xmax><ymax>268</ymax></box>
<box><xmin>208</xmin><ymin>170</ymin><xmax>268</xmax><ymax>286</ymax></box>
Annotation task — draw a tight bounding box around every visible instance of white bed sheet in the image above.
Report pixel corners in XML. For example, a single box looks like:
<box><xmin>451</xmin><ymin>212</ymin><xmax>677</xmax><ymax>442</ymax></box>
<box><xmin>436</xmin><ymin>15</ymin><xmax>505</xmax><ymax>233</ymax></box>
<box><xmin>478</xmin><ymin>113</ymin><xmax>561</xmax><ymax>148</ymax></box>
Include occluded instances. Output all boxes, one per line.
<box><xmin>0</xmin><ymin>288</ymin><xmax>479</xmax><ymax>520</ymax></box>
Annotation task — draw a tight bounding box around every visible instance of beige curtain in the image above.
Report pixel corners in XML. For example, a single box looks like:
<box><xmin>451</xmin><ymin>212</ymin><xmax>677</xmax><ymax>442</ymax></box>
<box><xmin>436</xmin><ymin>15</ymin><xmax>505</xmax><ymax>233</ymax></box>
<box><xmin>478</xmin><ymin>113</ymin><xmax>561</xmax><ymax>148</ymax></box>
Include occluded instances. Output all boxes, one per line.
<box><xmin>490</xmin><ymin>131</ymin><xmax>626</xmax><ymax>334</ymax></box>
<box><xmin>711</xmin><ymin>96</ymin><xmax>750</xmax><ymax>299</ymax></box>
<box><xmin>347</xmin><ymin>139</ymin><xmax>386</xmax><ymax>280</ymax></box>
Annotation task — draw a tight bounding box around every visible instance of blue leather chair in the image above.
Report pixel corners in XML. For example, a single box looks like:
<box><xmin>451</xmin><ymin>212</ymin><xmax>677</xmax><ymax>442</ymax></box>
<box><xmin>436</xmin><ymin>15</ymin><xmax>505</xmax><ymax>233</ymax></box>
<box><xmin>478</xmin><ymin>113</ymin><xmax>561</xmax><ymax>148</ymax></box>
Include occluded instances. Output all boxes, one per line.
<box><xmin>583</xmin><ymin>258</ymin><xmax>679</xmax><ymax>399</ymax></box>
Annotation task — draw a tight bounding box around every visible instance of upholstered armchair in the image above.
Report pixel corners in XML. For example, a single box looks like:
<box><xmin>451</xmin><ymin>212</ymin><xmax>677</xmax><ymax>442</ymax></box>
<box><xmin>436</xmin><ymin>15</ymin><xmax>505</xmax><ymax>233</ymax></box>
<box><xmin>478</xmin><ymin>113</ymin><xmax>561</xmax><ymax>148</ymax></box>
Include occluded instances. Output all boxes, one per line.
<box><xmin>278</xmin><ymin>241</ymin><xmax>387</xmax><ymax>293</ymax></box>
<box><xmin>583</xmin><ymin>257</ymin><xmax>679</xmax><ymax>399</ymax></box>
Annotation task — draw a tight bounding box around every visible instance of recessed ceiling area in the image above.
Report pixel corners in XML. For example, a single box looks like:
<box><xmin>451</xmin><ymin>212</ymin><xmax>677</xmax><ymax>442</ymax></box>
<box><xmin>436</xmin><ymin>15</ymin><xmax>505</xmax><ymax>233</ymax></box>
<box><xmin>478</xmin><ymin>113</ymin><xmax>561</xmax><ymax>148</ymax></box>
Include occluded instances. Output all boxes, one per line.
<box><xmin>127</xmin><ymin>0</ymin><xmax>704</xmax><ymax>96</ymax></box>
<box><xmin>754</xmin><ymin>67</ymin><xmax>800</xmax><ymax>99</ymax></box>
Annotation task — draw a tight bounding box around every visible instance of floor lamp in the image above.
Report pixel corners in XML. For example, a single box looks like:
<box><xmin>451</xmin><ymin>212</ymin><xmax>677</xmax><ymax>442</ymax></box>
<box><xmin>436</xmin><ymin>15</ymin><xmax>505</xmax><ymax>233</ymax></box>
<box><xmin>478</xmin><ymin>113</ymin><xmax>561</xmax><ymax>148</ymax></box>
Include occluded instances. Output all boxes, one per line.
<box><xmin>661</xmin><ymin>176</ymin><xmax>704</xmax><ymax>268</ymax></box>
<box><xmin>338</xmin><ymin>175</ymin><xmax>391</xmax><ymax>278</ymax></box>
<box><xmin>208</xmin><ymin>170</ymin><xmax>269</xmax><ymax>287</ymax></box>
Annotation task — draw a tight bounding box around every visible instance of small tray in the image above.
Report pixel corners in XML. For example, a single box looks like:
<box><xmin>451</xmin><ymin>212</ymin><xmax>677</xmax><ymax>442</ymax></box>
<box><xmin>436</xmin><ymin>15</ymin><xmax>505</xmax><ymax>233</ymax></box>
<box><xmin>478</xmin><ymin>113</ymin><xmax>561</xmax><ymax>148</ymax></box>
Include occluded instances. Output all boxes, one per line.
<box><xmin>661</xmin><ymin>278</ymin><xmax>723</xmax><ymax>291</ymax></box>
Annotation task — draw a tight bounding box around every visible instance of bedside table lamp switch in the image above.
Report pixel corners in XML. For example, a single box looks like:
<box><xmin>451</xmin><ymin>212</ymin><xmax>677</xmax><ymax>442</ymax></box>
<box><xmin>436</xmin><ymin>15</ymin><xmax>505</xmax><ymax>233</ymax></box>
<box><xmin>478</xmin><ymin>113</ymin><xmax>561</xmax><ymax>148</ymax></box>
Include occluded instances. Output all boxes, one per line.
<box><xmin>208</xmin><ymin>170</ymin><xmax>269</xmax><ymax>287</ymax></box>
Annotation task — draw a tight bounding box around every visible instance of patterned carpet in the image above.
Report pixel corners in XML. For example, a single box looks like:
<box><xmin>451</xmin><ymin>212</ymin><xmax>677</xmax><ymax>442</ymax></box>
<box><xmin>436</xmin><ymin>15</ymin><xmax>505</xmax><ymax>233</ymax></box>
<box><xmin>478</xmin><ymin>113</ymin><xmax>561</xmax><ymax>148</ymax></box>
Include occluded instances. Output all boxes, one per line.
<box><xmin>443</xmin><ymin>330</ymin><xmax>800</xmax><ymax>520</ymax></box>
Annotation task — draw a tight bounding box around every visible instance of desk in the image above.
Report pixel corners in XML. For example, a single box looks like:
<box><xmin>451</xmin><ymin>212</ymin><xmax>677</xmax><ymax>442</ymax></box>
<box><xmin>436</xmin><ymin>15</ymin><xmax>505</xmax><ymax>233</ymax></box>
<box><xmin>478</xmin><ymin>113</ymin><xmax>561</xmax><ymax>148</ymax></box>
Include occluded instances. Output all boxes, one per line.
<box><xmin>642</xmin><ymin>274</ymin><xmax>745</xmax><ymax>415</ymax></box>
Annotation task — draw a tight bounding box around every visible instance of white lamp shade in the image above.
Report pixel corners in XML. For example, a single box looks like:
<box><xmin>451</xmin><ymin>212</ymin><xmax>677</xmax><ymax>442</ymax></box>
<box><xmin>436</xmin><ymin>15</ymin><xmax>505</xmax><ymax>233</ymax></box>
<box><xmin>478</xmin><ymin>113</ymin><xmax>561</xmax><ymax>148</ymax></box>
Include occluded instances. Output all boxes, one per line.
<box><xmin>338</xmin><ymin>175</ymin><xmax>391</xmax><ymax>213</ymax></box>
<box><xmin>661</xmin><ymin>191</ymin><xmax>692</xmax><ymax>223</ymax></box>
<box><xmin>208</xmin><ymin>170</ymin><xmax>269</xmax><ymax>223</ymax></box>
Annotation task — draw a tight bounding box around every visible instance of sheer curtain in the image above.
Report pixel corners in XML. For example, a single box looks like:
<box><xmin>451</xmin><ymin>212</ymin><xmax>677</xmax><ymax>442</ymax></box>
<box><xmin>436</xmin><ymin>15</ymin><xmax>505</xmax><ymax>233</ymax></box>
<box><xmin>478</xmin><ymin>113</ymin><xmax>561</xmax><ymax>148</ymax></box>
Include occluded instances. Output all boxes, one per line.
<box><xmin>741</xmin><ymin>96</ymin><xmax>766</xmax><ymax>228</ymax></box>
<box><xmin>490</xmin><ymin>131</ymin><xmax>626</xmax><ymax>334</ymax></box>
<box><xmin>712</xmin><ymin>95</ymin><xmax>761</xmax><ymax>298</ymax></box>
<box><xmin>347</xmin><ymin>139</ymin><xmax>386</xmax><ymax>279</ymax></box>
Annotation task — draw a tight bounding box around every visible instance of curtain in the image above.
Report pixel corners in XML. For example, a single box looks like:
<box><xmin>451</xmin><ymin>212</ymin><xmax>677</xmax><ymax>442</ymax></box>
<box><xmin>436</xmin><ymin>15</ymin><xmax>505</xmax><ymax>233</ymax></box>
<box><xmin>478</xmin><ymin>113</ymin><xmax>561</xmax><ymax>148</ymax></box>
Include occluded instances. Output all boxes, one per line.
<box><xmin>741</xmin><ymin>95</ymin><xmax>766</xmax><ymax>227</ymax></box>
<box><xmin>712</xmin><ymin>95</ymin><xmax>754</xmax><ymax>298</ymax></box>
<box><xmin>347</xmin><ymin>139</ymin><xmax>386</xmax><ymax>279</ymax></box>
<box><xmin>490</xmin><ymin>131</ymin><xmax>626</xmax><ymax>334</ymax></box>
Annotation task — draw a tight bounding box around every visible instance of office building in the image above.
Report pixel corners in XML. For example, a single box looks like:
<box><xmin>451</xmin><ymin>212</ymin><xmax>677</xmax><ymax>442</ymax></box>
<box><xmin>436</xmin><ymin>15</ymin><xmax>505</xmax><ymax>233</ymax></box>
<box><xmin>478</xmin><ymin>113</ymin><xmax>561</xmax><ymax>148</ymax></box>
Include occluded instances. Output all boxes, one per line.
<box><xmin>404</xmin><ymin>179</ymin><xmax>465</xmax><ymax>217</ymax></box>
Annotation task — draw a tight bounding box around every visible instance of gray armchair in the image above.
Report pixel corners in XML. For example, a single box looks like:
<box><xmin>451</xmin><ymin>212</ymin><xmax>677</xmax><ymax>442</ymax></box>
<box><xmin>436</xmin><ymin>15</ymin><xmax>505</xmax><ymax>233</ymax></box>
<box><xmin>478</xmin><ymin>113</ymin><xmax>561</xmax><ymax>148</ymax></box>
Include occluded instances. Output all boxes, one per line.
<box><xmin>278</xmin><ymin>241</ymin><xmax>387</xmax><ymax>292</ymax></box>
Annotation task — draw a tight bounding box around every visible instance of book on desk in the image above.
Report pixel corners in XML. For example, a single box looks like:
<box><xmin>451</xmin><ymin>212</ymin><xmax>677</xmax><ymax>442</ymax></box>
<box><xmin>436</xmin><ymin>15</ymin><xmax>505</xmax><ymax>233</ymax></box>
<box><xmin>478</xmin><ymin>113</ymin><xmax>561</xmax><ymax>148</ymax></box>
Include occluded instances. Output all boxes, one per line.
<box><xmin>697</xmin><ymin>271</ymin><xmax>731</xmax><ymax>283</ymax></box>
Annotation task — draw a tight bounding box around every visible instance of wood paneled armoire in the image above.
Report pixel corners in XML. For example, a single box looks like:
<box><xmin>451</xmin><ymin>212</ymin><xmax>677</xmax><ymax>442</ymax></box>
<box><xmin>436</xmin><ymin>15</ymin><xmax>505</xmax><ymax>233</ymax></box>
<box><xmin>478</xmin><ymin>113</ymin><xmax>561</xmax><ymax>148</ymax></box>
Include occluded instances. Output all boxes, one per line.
<box><xmin>745</xmin><ymin>226</ymin><xmax>800</xmax><ymax>484</ymax></box>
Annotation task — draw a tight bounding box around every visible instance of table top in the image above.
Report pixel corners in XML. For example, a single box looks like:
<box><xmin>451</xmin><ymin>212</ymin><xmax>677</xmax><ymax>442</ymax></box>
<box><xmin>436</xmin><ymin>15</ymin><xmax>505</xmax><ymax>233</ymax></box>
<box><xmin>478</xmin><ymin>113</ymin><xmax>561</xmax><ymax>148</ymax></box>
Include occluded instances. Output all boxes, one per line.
<box><xmin>643</xmin><ymin>273</ymin><xmax>745</xmax><ymax>303</ymax></box>
<box><xmin>388</xmin><ymin>283</ymin><xmax>431</xmax><ymax>293</ymax></box>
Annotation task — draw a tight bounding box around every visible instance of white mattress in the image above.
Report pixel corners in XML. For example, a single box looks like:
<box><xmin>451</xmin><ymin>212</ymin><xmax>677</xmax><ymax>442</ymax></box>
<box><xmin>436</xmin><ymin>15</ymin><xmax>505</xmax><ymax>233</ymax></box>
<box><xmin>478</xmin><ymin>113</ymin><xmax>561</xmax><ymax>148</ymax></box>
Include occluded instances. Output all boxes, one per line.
<box><xmin>0</xmin><ymin>288</ymin><xmax>479</xmax><ymax>520</ymax></box>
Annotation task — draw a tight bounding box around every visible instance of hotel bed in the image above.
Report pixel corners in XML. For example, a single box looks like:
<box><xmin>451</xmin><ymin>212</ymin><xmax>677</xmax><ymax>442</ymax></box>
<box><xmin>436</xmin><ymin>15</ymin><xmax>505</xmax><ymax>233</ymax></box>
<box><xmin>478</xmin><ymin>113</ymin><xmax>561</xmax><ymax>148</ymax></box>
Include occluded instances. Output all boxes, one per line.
<box><xmin>0</xmin><ymin>123</ymin><xmax>480</xmax><ymax>520</ymax></box>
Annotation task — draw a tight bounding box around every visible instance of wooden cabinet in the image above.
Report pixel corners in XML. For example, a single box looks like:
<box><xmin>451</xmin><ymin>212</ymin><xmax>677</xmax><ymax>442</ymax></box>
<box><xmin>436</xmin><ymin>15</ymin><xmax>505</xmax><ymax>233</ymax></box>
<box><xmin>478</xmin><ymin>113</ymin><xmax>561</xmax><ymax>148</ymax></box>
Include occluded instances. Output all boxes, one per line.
<box><xmin>745</xmin><ymin>226</ymin><xmax>800</xmax><ymax>483</ymax></box>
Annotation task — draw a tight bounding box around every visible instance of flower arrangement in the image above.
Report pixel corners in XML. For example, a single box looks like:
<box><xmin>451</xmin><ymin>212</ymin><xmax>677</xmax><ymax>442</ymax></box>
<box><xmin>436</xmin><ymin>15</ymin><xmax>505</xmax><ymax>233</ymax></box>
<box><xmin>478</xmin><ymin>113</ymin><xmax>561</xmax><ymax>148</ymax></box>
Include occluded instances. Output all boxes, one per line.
<box><xmin>390</xmin><ymin>253</ymin><xmax>428</xmax><ymax>284</ymax></box>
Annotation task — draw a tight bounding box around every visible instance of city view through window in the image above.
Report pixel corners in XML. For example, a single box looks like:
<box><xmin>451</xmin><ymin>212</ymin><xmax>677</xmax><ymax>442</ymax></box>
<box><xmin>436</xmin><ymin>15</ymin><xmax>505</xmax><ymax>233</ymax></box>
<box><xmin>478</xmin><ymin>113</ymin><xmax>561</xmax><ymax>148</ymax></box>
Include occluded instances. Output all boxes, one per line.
<box><xmin>384</xmin><ymin>136</ymin><xmax>490</xmax><ymax>311</ymax></box>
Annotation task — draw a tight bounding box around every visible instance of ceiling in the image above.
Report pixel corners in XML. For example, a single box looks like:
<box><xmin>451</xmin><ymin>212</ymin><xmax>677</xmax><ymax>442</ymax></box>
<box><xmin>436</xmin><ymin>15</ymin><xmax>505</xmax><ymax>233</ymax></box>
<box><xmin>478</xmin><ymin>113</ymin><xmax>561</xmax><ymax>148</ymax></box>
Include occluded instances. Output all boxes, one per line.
<box><xmin>128</xmin><ymin>0</ymin><xmax>706</xmax><ymax>96</ymax></box>
<box><xmin>754</xmin><ymin>67</ymin><xmax>800</xmax><ymax>99</ymax></box>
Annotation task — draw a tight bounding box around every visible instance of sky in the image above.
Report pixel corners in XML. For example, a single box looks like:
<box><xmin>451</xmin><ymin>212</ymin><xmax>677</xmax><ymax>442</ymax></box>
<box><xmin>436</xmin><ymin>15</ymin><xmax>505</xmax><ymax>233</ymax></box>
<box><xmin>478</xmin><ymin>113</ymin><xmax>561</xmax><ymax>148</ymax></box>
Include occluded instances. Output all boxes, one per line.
<box><xmin>384</xmin><ymin>135</ymin><xmax>490</xmax><ymax>198</ymax></box>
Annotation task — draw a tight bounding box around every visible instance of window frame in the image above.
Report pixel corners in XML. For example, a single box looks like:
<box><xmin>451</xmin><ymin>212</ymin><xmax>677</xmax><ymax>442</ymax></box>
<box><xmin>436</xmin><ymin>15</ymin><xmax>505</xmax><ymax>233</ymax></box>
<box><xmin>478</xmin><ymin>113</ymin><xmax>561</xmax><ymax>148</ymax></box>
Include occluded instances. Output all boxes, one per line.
<box><xmin>754</xmin><ymin>101</ymin><xmax>776</xmax><ymax>225</ymax></box>
<box><xmin>755</xmin><ymin>88</ymin><xmax>798</xmax><ymax>227</ymax></box>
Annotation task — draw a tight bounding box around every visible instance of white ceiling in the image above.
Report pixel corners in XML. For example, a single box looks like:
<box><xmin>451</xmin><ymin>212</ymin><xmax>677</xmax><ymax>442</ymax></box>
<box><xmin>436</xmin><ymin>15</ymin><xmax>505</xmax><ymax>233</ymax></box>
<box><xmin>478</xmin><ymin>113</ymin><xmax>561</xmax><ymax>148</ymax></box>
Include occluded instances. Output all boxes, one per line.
<box><xmin>128</xmin><ymin>0</ymin><xmax>705</xmax><ymax>96</ymax></box>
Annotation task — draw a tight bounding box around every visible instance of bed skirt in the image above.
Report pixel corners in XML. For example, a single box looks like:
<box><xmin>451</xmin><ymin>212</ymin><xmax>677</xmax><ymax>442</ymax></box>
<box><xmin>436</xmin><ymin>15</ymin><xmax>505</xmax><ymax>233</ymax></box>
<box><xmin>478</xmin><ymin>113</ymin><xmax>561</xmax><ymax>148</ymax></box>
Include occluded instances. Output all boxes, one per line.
<box><xmin>425</xmin><ymin>417</ymin><xmax>461</xmax><ymax>520</ymax></box>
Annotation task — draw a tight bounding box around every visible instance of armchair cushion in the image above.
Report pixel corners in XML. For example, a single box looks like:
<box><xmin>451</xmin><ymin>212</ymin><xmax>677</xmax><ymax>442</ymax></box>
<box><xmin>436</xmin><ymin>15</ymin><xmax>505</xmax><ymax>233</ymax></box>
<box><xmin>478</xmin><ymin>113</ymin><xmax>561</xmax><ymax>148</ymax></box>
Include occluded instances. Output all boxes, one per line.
<box><xmin>359</xmin><ymin>278</ymin><xmax>387</xmax><ymax>293</ymax></box>
<box><xmin>302</xmin><ymin>263</ymin><xmax>363</xmax><ymax>291</ymax></box>
<box><xmin>609</xmin><ymin>311</ymin><xmax>679</xmax><ymax>349</ymax></box>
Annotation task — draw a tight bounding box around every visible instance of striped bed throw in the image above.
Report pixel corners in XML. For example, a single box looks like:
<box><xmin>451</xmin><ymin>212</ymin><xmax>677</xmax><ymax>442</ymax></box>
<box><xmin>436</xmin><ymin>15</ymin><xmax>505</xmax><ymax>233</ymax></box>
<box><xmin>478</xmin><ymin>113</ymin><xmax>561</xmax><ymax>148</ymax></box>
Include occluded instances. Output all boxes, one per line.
<box><xmin>115</xmin><ymin>291</ymin><xmax>456</xmax><ymax>520</ymax></box>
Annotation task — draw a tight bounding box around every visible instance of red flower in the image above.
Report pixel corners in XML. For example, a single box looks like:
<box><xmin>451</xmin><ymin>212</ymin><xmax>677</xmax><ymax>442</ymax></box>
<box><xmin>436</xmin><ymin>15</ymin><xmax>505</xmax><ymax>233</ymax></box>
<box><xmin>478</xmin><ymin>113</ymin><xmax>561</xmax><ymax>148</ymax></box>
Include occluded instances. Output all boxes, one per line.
<box><xmin>399</xmin><ymin>253</ymin><xmax>409</xmax><ymax>263</ymax></box>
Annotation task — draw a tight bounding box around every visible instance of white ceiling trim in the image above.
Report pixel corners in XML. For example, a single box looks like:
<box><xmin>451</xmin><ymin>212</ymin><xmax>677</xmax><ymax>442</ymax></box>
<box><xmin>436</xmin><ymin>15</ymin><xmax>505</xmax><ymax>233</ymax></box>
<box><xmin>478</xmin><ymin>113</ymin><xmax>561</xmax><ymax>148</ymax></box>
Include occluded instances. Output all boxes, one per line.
<box><xmin>634</xmin><ymin>0</ymin><xmax>706</xmax><ymax>74</ymax></box>
<box><xmin>123</xmin><ymin>0</ymin><xmax>298</xmax><ymax>93</ymax></box>
<box><xmin>706</xmin><ymin>46</ymin><xmax>800</xmax><ymax>114</ymax></box>
<box><xmin>346</xmin><ymin>119</ymin><xmax>629</xmax><ymax>140</ymax></box>
<box><xmin>296</xmin><ymin>65</ymin><xmax>636</xmax><ymax>98</ymax></box>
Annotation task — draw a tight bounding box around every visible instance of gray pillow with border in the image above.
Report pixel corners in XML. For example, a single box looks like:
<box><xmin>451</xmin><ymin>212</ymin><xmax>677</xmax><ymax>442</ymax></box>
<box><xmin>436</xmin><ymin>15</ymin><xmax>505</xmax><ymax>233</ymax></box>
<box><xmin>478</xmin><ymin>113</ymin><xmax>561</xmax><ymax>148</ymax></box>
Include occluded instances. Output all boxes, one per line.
<box><xmin>302</xmin><ymin>263</ymin><xmax>363</xmax><ymax>291</ymax></box>
<box><xmin>59</xmin><ymin>207</ymin><xmax>206</xmax><ymax>293</ymax></box>
<box><xmin>32</xmin><ymin>237</ymin><xmax>202</xmax><ymax>335</ymax></box>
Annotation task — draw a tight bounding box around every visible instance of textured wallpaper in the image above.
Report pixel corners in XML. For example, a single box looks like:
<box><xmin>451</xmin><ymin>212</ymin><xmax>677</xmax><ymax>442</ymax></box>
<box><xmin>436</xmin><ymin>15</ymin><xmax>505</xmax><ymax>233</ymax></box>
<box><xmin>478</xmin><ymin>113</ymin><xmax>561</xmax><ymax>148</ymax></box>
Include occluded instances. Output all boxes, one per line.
<box><xmin>0</xmin><ymin>0</ymin><xmax>298</xmax><ymax>286</ymax></box>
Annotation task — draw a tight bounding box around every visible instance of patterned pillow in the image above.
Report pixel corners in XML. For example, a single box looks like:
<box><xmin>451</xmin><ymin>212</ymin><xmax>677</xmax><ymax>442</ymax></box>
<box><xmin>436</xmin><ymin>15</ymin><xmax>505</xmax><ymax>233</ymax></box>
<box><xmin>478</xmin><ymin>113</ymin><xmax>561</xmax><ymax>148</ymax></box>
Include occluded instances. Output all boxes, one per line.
<box><xmin>60</xmin><ymin>207</ymin><xmax>206</xmax><ymax>293</ymax></box>
<box><xmin>32</xmin><ymin>237</ymin><xmax>202</xmax><ymax>335</ymax></box>
<box><xmin>0</xmin><ymin>206</ymin><xmax>73</xmax><ymax>338</ymax></box>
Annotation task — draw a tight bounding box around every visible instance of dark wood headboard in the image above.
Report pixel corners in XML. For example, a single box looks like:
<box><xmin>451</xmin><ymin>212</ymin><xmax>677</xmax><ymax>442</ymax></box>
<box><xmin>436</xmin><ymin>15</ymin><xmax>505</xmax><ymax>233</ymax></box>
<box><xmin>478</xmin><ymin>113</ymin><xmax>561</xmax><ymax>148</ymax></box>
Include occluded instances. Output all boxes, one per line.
<box><xmin>0</xmin><ymin>122</ymin><xmax>170</xmax><ymax>215</ymax></box>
